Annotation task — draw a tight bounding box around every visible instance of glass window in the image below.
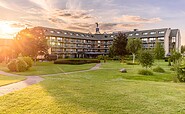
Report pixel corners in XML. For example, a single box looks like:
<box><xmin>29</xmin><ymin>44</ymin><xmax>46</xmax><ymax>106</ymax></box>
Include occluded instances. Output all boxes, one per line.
<box><xmin>158</xmin><ymin>37</ymin><xmax>164</xmax><ymax>42</ymax></box>
<box><xmin>141</xmin><ymin>38</ymin><xmax>148</xmax><ymax>43</ymax></box>
<box><xmin>50</xmin><ymin>31</ymin><xmax>54</xmax><ymax>33</ymax></box>
<box><xmin>135</xmin><ymin>33</ymin><xmax>139</xmax><ymax>36</ymax></box>
<box><xmin>150</xmin><ymin>32</ymin><xmax>156</xmax><ymax>35</ymax></box>
<box><xmin>172</xmin><ymin>37</ymin><xmax>176</xmax><ymax>43</ymax></box>
<box><xmin>159</xmin><ymin>31</ymin><xmax>165</xmax><ymax>34</ymax></box>
<box><xmin>98</xmin><ymin>41</ymin><xmax>101</xmax><ymax>43</ymax></box>
<box><xmin>143</xmin><ymin>32</ymin><xmax>148</xmax><ymax>35</ymax></box>
<box><xmin>57</xmin><ymin>31</ymin><xmax>61</xmax><ymax>34</ymax></box>
<box><xmin>129</xmin><ymin>34</ymin><xmax>133</xmax><ymax>36</ymax></box>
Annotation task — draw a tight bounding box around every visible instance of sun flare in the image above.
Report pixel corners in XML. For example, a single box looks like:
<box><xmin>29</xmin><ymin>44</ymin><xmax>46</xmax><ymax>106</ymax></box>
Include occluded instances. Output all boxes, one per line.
<box><xmin>1</xmin><ymin>23</ymin><xmax>14</xmax><ymax>34</ymax></box>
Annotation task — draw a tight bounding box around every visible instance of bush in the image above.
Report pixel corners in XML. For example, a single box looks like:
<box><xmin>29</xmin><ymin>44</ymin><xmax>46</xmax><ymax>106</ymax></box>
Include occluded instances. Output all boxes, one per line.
<box><xmin>138</xmin><ymin>69</ymin><xmax>153</xmax><ymax>75</ymax></box>
<box><xmin>22</xmin><ymin>57</ymin><xmax>33</xmax><ymax>68</ymax></box>
<box><xmin>16</xmin><ymin>58</ymin><xmax>28</xmax><ymax>72</ymax></box>
<box><xmin>170</xmin><ymin>67</ymin><xmax>175</xmax><ymax>71</ymax></box>
<box><xmin>7</xmin><ymin>59</ymin><xmax>17</xmax><ymax>72</ymax></box>
<box><xmin>54</xmin><ymin>59</ymin><xmax>100</xmax><ymax>65</ymax></box>
<box><xmin>97</xmin><ymin>55</ymin><xmax>104</xmax><ymax>60</ymax></box>
<box><xmin>153</xmin><ymin>66</ymin><xmax>165</xmax><ymax>73</ymax></box>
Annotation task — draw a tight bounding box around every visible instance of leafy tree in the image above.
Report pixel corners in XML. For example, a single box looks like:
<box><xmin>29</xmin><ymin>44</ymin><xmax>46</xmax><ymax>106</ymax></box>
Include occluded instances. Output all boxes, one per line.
<box><xmin>14</xmin><ymin>28</ymin><xmax>48</xmax><ymax>62</ymax></box>
<box><xmin>126</xmin><ymin>38</ymin><xmax>142</xmax><ymax>63</ymax></box>
<box><xmin>170</xmin><ymin>50</ymin><xmax>181</xmax><ymax>65</ymax></box>
<box><xmin>154</xmin><ymin>42</ymin><xmax>165</xmax><ymax>61</ymax></box>
<box><xmin>108</xmin><ymin>45</ymin><xmax>115</xmax><ymax>58</ymax></box>
<box><xmin>139</xmin><ymin>50</ymin><xmax>154</xmax><ymax>69</ymax></box>
<box><xmin>181</xmin><ymin>45</ymin><xmax>185</xmax><ymax>54</ymax></box>
<box><xmin>112</xmin><ymin>32</ymin><xmax>128</xmax><ymax>61</ymax></box>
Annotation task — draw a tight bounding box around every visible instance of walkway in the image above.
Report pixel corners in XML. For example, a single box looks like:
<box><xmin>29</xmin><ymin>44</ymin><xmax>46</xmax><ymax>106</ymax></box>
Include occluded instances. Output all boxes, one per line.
<box><xmin>0</xmin><ymin>63</ymin><xmax>101</xmax><ymax>96</ymax></box>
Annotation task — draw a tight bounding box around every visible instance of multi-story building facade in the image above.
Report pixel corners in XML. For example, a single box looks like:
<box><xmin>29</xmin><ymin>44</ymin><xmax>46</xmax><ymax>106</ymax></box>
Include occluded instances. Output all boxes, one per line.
<box><xmin>27</xmin><ymin>26</ymin><xmax>181</xmax><ymax>58</ymax></box>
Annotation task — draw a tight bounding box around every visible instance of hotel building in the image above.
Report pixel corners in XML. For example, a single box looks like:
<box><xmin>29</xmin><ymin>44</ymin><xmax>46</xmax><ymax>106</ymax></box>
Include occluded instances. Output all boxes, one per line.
<box><xmin>25</xmin><ymin>25</ymin><xmax>181</xmax><ymax>58</ymax></box>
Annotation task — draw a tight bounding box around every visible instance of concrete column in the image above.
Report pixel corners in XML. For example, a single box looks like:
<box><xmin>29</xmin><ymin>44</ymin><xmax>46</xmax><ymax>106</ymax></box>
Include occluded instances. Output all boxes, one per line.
<box><xmin>164</xmin><ymin>28</ymin><xmax>171</xmax><ymax>56</ymax></box>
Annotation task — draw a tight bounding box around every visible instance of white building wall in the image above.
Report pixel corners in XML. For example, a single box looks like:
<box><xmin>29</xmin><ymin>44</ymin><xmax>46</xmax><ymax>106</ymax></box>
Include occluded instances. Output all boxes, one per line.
<box><xmin>164</xmin><ymin>28</ymin><xmax>171</xmax><ymax>56</ymax></box>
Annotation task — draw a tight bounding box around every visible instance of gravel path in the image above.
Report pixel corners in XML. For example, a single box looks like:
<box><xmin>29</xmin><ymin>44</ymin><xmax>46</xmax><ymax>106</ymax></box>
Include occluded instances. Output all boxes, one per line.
<box><xmin>0</xmin><ymin>63</ymin><xmax>101</xmax><ymax>96</ymax></box>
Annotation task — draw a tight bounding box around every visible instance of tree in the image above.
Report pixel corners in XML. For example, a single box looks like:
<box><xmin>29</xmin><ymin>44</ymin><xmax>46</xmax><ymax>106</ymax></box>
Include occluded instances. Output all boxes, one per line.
<box><xmin>181</xmin><ymin>45</ymin><xmax>185</xmax><ymax>54</ymax></box>
<box><xmin>139</xmin><ymin>50</ymin><xmax>154</xmax><ymax>69</ymax></box>
<box><xmin>154</xmin><ymin>42</ymin><xmax>165</xmax><ymax>61</ymax></box>
<box><xmin>112</xmin><ymin>32</ymin><xmax>128</xmax><ymax>60</ymax></box>
<box><xmin>108</xmin><ymin>45</ymin><xmax>115</xmax><ymax>58</ymax></box>
<box><xmin>126</xmin><ymin>38</ymin><xmax>142</xmax><ymax>63</ymax></box>
<box><xmin>14</xmin><ymin>28</ymin><xmax>48</xmax><ymax>62</ymax></box>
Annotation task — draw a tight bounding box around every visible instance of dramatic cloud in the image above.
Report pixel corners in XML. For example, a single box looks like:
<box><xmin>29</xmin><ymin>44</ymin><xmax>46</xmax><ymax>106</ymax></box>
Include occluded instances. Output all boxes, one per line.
<box><xmin>114</xmin><ymin>15</ymin><xmax>161</xmax><ymax>23</ymax></box>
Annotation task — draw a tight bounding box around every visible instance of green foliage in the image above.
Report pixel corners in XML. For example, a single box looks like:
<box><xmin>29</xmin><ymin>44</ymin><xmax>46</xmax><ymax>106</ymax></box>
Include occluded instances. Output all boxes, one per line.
<box><xmin>126</xmin><ymin>38</ymin><xmax>142</xmax><ymax>63</ymax></box>
<box><xmin>153</xmin><ymin>66</ymin><xmax>165</xmax><ymax>73</ymax></box>
<box><xmin>7</xmin><ymin>56</ymin><xmax>32</xmax><ymax>72</ymax></box>
<box><xmin>181</xmin><ymin>45</ymin><xmax>185</xmax><ymax>53</ymax></box>
<box><xmin>176</xmin><ymin>58</ymin><xmax>185</xmax><ymax>82</ymax></box>
<box><xmin>54</xmin><ymin>59</ymin><xmax>100</xmax><ymax>65</ymax></box>
<box><xmin>108</xmin><ymin>46</ymin><xmax>115</xmax><ymax>58</ymax></box>
<box><xmin>22</xmin><ymin>57</ymin><xmax>33</xmax><ymax>68</ymax></box>
<box><xmin>7</xmin><ymin>59</ymin><xmax>17</xmax><ymax>72</ymax></box>
<box><xmin>97</xmin><ymin>55</ymin><xmax>104</xmax><ymax>60</ymax></box>
<box><xmin>112</xmin><ymin>32</ymin><xmax>128</xmax><ymax>56</ymax></box>
<box><xmin>154</xmin><ymin>42</ymin><xmax>165</xmax><ymax>60</ymax></box>
<box><xmin>138</xmin><ymin>69</ymin><xmax>153</xmax><ymax>75</ymax></box>
<box><xmin>14</xmin><ymin>28</ymin><xmax>49</xmax><ymax>59</ymax></box>
<box><xmin>139</xmin><ymin>50</ymin><xmax>154</xmax><ymax>69</ymax></box>
<box><xmin>170</xmin><ymin>50</ymin><xmax>181</xmax><ymax>64</ymax></box>
<box><xmin>16</xmin><ymin>58</ymin><xmax>29</xmax><ymax>72</ymax></box>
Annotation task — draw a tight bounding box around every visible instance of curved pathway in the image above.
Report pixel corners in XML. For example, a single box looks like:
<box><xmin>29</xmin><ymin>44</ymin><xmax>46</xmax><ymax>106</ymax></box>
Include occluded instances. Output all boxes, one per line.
<box><xmin>0</xmin><ymin>63</ymin><xmax>101</xmax><ymax>96</ymax></box>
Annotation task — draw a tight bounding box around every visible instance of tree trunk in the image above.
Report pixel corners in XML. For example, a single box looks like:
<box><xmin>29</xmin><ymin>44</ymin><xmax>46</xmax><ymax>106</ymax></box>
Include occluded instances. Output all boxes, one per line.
<box><xmin>132</xmin><ymin>53</ymin><xmax>135</xmax><ymax>63</ymax></box>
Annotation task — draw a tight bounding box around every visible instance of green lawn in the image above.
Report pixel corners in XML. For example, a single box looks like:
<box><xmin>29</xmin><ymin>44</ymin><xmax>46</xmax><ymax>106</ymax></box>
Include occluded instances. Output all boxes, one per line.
<box><xmin>0</xmin><ymin>75</ymin><xmax>25</xmax><ymax>86</ymax></box>
<box><xmin>1</xmin><ymin>60</ymin><xmax>184</xmax><ymax>114</ymax></box>
<box><xmin>0</xmin><ymin>62</ymin><xmax>96</xmax><ymax>76</ymax></box>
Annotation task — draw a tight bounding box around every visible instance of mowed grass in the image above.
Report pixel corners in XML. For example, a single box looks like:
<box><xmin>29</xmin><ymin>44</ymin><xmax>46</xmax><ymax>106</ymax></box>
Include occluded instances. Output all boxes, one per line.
<box><xmin>0</xmin><ymin>75</ymin><xmax>25</xmax><ymax>86</ymax></box>
<box><xmin>0</xmin><ymin>60</ymin><xmax>184</xmax><ymax>113</ymax></box>
<box><xmin>0</xmin><ymin>62</ymin><xmax>96</xmax><ymax>76</ymax></box>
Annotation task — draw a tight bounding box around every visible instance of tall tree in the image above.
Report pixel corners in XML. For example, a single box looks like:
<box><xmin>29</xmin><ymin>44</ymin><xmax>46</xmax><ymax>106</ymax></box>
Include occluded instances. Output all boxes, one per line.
<box><xmin>126</xmin><ymin>38</ymin><xmax>142</xmax><ymax>63</ymax></box>
<box><xmin>14</xmin><ymin>28</ymin><xmax>48</xmax><ymax>62</ymax></box>
<box><xmin>181</xmin><ymin>45</ymin><xmax>185</xmax><ymax>54</ymax></box>
<box><xmin>154</xmin><ymin>42</ymin><xmax>165</xmax><ymax>61</ymax></box>
<box><xmin>112</xmin><ymin>32</ymin><xmax>128</xmax><ymax>57</ymax></box>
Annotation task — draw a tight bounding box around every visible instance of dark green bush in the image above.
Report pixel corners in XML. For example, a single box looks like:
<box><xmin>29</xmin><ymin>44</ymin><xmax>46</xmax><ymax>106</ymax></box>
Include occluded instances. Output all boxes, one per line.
<box><xmin>153</xmin><ymin>66</ymin><xmax>165</xmax><ymax>73</ymax></box>
<box><xmin>16</xmin><ymin>58</ymin><xmax>28</xmax><ymax>72</ymax></box>
<box><xmin>54</xmin><ymin>59</ymin><xmax>100</xmax><ymax>65</ymax></box>
<box><xmin>170</xmin><ymin>67</ymin><xmax>175</xmax><ymax>71</ymax></box>
<box><xmin>7</xmin><ymin>59</ymin><xmax>17</xmax><ymax>72</ymax></box>
<box><xmin>138</xmin><ymin>69</ymin><xmax>153</xmax><ymax>75</ymax></box>
<box><xmin>22</xmin><ymin>57</ymin><xmax>33</xmax><ymax>68</ymax></box>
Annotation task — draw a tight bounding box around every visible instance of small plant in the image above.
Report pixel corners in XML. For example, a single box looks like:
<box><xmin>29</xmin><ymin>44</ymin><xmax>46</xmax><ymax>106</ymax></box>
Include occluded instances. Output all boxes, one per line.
<box><xmin>16</xmin><ymin>58</ymin><xmax>28</xmax><ymax>72</ymax></box>
<box><xmin>138</xmin><ymin>69</ymin><xmax>153</xmax><ymax>75</ymax></box>
<box><xmin>153</xmin><ymin>66</ymin><xmax>165</xmax><ymax>73</ymax></box>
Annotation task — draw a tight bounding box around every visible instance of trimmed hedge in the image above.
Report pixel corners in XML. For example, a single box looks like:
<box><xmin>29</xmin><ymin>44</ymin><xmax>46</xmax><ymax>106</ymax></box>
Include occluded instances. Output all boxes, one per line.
<box><xmin>54</xmin><ymin>59</ymin><xmax>100</xmax><ymax>65</ymax></box>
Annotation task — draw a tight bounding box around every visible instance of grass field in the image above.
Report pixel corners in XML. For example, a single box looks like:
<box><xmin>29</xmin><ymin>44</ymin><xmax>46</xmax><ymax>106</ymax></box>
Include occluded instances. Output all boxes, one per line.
<box><xmin>0</xmin><ymin>75</ymin><xmax>25</xmax><ymax>86</ymax></box>
<box><xmin>1</xmin><ymin>60</ymin><xmax>184</xmax><ymax>113</ymax></box>
<box><xmin>0</xmin><ymin>62</ymin><xmax>96</xmax><ymax>76</ymax></box>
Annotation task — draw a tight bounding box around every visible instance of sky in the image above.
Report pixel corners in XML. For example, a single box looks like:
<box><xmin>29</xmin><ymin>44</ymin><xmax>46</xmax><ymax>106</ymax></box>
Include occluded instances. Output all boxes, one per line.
<box><xmin>0</xmin><ymin>0</ymin><xmax>185</xmax><ymax>44</ymax></box>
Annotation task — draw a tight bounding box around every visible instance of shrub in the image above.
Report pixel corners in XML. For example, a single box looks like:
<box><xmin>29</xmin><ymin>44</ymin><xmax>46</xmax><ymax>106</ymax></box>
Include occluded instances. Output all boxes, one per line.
<box><xmin>138</xmin><ymin>50</ymin><xmax>154</xmax><ymax>69</ymax></box>
<box><xmin>7</xmin><ymin>59</ymin><xmax>17</xmax><ymax>72</ymax></box>
<box><xmin>54</xmin><ymin>59</ymin><xmax>100</xmax><ymax>65</ymax></box>
<box><xmin>170</xmin><ymin>67</ymin><xmax>175</xmax><ymax>71</ymax></box>
<box><xmin>153</xmin><ymin>66</ymin><xmax>165</xmax><ymax>73</ymax></box>
<box><xmin>97</xmin><ymin>55</ymin><xmax>104</xmax><ymax>60</ymax></box>
<box><xmin>138</xmin><ymin>69</ymin><xmax>153</xmax><ymax>75</ymax></box>
<box><xmin>16</xmin><ymin>58</ymin><xmax>28</xmax><ymax>72</ymax></box>
<box><xmin>22</xmin><ymin>57</ymin><xmax>33</xmax><ymax>68</ymax></box>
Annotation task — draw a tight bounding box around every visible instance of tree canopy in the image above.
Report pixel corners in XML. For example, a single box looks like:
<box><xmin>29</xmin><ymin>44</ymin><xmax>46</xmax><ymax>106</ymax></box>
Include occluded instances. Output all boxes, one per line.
<box><xmin>14</xmin><ymin>28</ymin><xmax>48</xmax><ymax>60</ymax></box>
<box><xmin>139</xmin><ymin>50</ymin><xmax>154</xmax><ymax>69</ymax></box>
<box><xmin>112</xmin><ymin>32</ymin><xmax>128</xmax><ymax>57</ymax></box>
<box><xmin>126</xmin><ymin>38</ymin><xmax>142</xmax><ymax>63</ymax></box>
<box><xmin>154</xmin><ymin>42</ymin><xmax>165</xmax><ymax>60</ymax></box>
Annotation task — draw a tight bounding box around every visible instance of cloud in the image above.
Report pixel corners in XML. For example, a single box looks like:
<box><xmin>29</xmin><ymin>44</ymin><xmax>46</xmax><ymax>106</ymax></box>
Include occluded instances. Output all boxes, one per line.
<box><xmin>114</xmin><ymin>15</ymin><xmax>161</xmax><ymax>23</ymax></box>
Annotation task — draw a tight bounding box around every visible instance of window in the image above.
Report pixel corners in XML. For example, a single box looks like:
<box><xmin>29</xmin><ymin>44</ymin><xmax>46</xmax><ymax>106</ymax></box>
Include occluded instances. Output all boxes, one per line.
<box><xmin>150</xmin><ymin>32</ymin><xmax>156</xmax><ymax>35</ymax></box>
<box><xmin>111</xmin><ymin>35</ymin><xmax>114</xmax><ymax>38</ymax></box>
<box><xmin>172</xmin><ymin>37</ymin><xmax>176</xmax><ymax>43</ymax></box>
<box><xmin>135</xmin><ymin>33</ymin><xmax>139</xmax><ymax>36</ymax></box>
<box><xmin>158</xmin><ymin>37</ymin><xmax>164</xmax><ymax>42</ymax></box>
<box><xmin>98</xmin><ymin>41</ymin><xmax>101</xmax><ymax>43</ymax></box>
<box><xmin>149</xmin><ymin>38</ymin><xmax>156</xmax><ymax>43</ymax></box>
<box><xmin>159</xmin><ymin>31</ymin><xmax>165</xmax><ymax>34</ymax></box>
<box><xmin>64</xmin><ymin>32</ymin><xmax>67</xmax><ymax>35</ymax></box>
<box><xmin>142</xmin><ymin>32</ymin><xmax>148</xmax><ymax>35</ymax></box>
<box><xmin>57</xmin><ymin>31</ymin><xmax>61</xmax><ymax>34</ymax></box>
<box><xmin>70</xmin><ymin>33</ymin><xmax>73</xmax><ymax>35</ymax></box>
<box><xmin>81</xmin><ymin>34</ymin><xmax>84</xmax><ymax>37</ymax></box>
<box><xmin>129</xmin><ymin>33</ymin><xmax>133</xmax><ymax>36</ymax></box>
<box><xmin>141</xmin><ymin>38</ymin><xmax>148</xmax><ymax>43</ymax></box>
<box><xmin>50</xmin><ymin>31</ymin><xmax>54</xmax><ymax>33</ymax></box>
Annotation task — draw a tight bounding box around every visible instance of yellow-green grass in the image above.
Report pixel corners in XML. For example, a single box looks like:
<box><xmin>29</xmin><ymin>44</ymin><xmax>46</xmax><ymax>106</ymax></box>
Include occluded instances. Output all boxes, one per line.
<box><xmin>0</xmin><ymin>62</ymin><xmax>96</xmax><ymax>76</ymax></box>
<box><xmin>0</xmin><ymin>60</ymin><xmax>183</xmax><ymax>113</ymax></box>
<box><xmin>0</xmin><ymin>75</ymin><xmax>25</xmax><ymax>86</ymax></box>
